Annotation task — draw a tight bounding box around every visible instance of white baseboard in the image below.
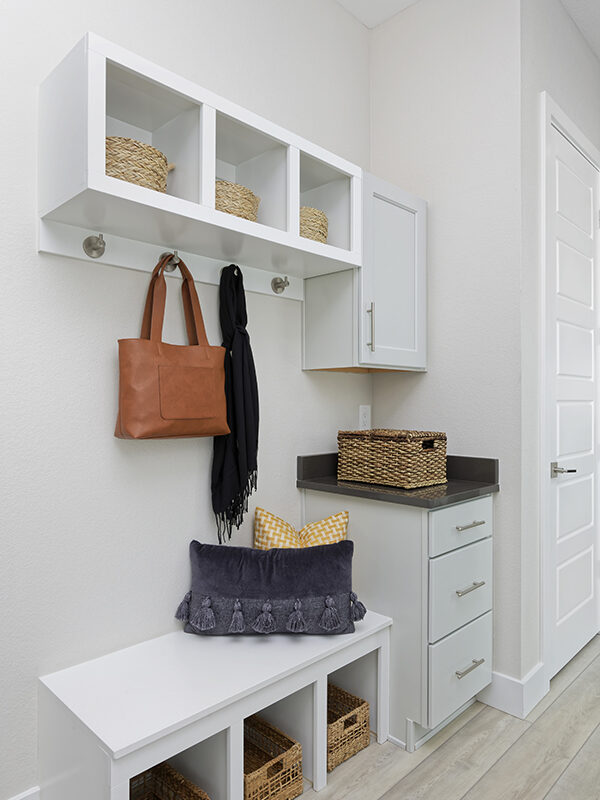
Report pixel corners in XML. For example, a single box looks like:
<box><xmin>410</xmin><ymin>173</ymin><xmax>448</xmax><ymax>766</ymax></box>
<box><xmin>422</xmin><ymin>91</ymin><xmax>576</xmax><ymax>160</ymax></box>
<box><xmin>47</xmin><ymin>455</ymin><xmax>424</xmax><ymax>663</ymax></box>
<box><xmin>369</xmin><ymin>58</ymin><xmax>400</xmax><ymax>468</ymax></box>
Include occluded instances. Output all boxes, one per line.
<box><xmin>477</xmin><ymin>663</ymin><xmax>549</xmax><ymax>719</ymax></box>
<box><xmin>7</xmin><ymin>788</ymin><xmax>39</xmax><ymax>800</ymax></box>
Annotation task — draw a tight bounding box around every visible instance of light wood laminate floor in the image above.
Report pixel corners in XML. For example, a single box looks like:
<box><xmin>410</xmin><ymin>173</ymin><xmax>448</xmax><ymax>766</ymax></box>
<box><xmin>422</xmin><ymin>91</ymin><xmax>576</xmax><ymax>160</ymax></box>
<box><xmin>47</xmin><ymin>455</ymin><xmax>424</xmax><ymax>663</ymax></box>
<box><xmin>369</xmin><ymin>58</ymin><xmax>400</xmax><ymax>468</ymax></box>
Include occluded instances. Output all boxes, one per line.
<box><xmin>301</xmin><ymin>635</ymin><xmax>600</xmax><ymax>800</ymax></box>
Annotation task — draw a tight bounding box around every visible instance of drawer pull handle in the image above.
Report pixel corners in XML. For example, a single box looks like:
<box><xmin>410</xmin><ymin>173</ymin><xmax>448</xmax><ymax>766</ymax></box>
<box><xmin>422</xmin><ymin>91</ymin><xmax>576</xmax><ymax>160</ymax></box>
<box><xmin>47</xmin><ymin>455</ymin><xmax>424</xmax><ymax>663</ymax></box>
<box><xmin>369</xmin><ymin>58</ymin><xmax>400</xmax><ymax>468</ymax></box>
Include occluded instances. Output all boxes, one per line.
<box><xmin>456</xmin><ymin>580</ymin><xmax>486</xmax><ymax>597</ymax></box>
<box><xmin>456</xmin><ymin>520</ymin><xmax>486</xmax><ymax>532</ymax></box>
<box><xmin>455</xmin><ymin>658</ymin><xmax>485</xmax><ymax>679</ymax></box>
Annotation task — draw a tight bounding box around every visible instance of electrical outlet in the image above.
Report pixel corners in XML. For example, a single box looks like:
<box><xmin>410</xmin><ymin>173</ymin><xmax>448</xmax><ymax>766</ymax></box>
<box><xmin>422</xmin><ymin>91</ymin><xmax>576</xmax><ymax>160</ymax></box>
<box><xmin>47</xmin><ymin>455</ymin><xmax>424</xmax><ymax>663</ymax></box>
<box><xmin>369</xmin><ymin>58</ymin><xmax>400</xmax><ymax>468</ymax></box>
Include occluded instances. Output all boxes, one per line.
<box><xmin>359</xmin><ymin>404</ymin><xmax>371</xmax><ymax>430</ymax></box>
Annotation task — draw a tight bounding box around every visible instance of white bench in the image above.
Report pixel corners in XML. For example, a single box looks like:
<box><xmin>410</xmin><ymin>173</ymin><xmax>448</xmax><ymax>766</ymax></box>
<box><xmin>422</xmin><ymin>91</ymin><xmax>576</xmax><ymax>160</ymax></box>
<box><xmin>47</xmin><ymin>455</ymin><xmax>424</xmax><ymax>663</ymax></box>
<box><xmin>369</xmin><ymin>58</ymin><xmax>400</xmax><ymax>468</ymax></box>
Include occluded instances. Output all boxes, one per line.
<box><xmin>39</xmin><ymin>612</ymin><xmax>391</xmax><ymax>800</ymax></box>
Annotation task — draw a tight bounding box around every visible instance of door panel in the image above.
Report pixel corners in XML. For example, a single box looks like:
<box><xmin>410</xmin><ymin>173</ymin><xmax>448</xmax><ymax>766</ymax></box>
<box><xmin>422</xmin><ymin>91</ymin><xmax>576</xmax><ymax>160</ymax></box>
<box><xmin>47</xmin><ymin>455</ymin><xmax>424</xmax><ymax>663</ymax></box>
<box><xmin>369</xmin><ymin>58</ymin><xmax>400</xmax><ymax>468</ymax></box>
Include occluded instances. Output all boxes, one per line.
<box><xmin>546</xmin><ymin>124</ymin><xmax>599</xmax><ymax>678</ymax></box>
<box><xmin>360</xmin><ymin>172</ymin><xmax>427</xmax><ymax>369</ymax></box>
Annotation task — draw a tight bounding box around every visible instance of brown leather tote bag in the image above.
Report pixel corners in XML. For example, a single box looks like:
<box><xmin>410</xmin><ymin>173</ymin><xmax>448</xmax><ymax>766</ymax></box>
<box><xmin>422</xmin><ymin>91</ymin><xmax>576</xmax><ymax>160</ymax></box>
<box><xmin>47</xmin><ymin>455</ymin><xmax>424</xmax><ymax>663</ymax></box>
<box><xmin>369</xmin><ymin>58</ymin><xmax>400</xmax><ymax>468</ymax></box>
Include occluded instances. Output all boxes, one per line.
<box><xmin>115</xmin><ymin>255</ymin><xmax>230</xmax><ymax>439</ymax></box>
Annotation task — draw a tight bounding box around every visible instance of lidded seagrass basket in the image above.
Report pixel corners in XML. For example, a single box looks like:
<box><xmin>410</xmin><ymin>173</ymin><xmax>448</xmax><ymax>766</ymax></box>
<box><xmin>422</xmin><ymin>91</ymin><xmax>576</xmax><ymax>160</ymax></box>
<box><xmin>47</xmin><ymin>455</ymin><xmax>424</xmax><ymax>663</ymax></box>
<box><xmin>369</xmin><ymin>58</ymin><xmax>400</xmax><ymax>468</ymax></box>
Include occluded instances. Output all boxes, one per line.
<box><xmin>106</xmin><ymin>137</ymin><xmax>172</xmax><ymax>193</ymax></box>
<box><xmin>300</xmin><ymin>206</ymin><xmax>328</xmax><ymax>243</ymax></box>
<box><xmin>244</xmin><ymin>715</ymin><xmax>303</xmax><ymax>800</ymax></box>
<box><xmin>337</xmin><ymin>429</ymin><xmax>447</xmax><ymax>490</ymax></box>
<box><xmin>215</xmin><ymin>179</ymin><xmax>260</xmax><ymax>222</ymax></box>
<box><xmin>130</xmin><ymin>761</ymin><xmax>211</xmax><ymax>800</ymax></box>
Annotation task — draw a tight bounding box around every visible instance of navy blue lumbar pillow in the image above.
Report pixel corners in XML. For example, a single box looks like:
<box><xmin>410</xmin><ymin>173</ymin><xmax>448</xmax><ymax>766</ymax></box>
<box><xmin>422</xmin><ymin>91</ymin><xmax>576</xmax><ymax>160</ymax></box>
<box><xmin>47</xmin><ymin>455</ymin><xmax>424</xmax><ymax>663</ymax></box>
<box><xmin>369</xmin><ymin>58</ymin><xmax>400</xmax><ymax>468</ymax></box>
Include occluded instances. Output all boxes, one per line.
<box><xmin>175</xmin><ymin>539</ymin><xmax>367</xmax><ymax>636</ymax></box>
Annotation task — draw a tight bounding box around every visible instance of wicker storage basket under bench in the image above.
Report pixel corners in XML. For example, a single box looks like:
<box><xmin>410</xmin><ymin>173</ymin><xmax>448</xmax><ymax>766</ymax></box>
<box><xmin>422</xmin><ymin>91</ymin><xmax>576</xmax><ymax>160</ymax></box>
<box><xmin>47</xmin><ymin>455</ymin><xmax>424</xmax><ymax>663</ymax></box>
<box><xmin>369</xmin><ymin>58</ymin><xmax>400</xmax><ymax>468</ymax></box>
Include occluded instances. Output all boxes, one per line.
<box><xmin>244</xmin><ymin>715</ymin><xmax>303</xmax><ymax>800</ymax></box>
<box><xmin>337</xmin><ymin>429</ymin><xmax>447</xmax><ymax>489</ymax></box>
<box><xmin>327</xmin><ymin>683</ymin><xmax>370</xmax><ymax>772</ymax></box>
<box><xmin>130</xmin><ymin>762</ymin><xmax>211</xmax><ymax>800</ymax></box>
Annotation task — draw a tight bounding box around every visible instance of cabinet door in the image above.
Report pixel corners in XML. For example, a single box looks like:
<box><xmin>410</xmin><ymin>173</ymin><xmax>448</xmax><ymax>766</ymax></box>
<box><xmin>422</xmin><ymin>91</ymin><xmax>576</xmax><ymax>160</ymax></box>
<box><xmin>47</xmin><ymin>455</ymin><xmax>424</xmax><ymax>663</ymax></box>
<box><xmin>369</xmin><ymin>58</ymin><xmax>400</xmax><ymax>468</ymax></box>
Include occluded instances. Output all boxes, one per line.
<box><xmin>360</xmin><ymin>173</ymin><xmax>427</xmax><ymax>369</ymax></box>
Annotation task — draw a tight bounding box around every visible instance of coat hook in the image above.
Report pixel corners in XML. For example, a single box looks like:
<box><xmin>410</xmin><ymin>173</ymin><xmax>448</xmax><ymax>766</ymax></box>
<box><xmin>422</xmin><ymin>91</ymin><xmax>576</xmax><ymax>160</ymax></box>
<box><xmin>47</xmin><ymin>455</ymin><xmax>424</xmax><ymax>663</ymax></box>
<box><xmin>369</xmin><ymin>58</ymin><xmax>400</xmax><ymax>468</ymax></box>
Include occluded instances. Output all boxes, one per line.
<box><xmin>160</xmin><ymin>250</ymin><xmax>180</xmax><ymax>272</ymax></box>
<box><xmin>271</xmin><ymin>275</ymin><xmax>290</xmax><ymax>294</ymax></box>
<box><xmin>82</xmin><ymin>233</ymin><xmax>106</xmax><ymax>259</ymax></box>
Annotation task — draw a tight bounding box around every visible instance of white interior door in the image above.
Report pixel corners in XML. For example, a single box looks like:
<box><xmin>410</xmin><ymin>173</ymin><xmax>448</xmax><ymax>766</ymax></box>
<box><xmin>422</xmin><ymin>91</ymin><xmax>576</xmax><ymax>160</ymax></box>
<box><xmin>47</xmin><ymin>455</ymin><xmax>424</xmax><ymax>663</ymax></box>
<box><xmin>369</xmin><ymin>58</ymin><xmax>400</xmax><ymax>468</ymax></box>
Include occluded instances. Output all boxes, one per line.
<box><xmin>545</xmin><ymin>122</ymin><xmax>600</xmax><ymax>679</ymax></box>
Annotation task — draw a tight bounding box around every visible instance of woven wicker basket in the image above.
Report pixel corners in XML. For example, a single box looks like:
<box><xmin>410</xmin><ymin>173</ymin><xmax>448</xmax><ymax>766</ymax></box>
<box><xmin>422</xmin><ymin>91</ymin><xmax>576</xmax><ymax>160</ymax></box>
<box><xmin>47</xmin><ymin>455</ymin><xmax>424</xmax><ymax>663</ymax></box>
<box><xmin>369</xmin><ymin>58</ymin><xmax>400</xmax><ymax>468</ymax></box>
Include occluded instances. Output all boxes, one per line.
<box><xmin>244</xmin><ymin>715</ymin><xmax>303</xmax><ymax>800</ymax></box>
<box><xmin>215</xmin><ymin>179</ymin><xmax>260</xmax><ymax>222</ymax></box>
<box><xmin>106</xmin><ymin>137</ymin><xmax>170</xmax><ymax>193</ymax></box>
<box><xmin>300</xmin><ymin>206</ymin><xmax>328</xmax><ymax>244</ymax></box>
<box><xmin>337</xmin><ymin>429</ymin><xmax>447</xmax><ymax>489</ymax></box>
<box><xmin>327</xmin><ymin>684</ymin><xmax>370</xmax><ymax>772</ymax></box>
<box><xmin>130</xmin><ymin>762</ymin><xmax>211</xmax><ymax>800</ymax></box>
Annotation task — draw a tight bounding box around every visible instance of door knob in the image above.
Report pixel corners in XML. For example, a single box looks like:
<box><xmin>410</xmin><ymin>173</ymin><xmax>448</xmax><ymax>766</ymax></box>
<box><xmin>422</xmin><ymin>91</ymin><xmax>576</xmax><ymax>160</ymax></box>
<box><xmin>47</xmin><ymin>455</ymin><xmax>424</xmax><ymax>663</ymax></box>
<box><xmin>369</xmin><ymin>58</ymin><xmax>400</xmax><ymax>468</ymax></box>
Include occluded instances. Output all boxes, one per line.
<box><xmin>550</xmin><ymin>461</ymin><xmax>577</xmax><ymax>478</ymax></box>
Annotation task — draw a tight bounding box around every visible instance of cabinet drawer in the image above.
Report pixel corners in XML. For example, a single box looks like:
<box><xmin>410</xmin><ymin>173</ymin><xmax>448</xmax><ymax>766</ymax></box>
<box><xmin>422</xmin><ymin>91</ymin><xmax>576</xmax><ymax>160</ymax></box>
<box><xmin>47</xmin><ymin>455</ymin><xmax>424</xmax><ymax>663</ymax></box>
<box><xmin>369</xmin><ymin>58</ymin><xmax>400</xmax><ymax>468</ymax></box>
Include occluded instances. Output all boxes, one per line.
<box><xmin>429</xmin><ymin>538</ymin><xmax>492</xmax><ymax>642</ymax></box>
<box><xmin>428</xmin><ymin>611</ymin><xmax>492</xmax><ymax>729</ymax></box>
<box><xmin>429</xmin><ymin>496</ymin><xmax>493</xmax><ymax>556</ymax></box>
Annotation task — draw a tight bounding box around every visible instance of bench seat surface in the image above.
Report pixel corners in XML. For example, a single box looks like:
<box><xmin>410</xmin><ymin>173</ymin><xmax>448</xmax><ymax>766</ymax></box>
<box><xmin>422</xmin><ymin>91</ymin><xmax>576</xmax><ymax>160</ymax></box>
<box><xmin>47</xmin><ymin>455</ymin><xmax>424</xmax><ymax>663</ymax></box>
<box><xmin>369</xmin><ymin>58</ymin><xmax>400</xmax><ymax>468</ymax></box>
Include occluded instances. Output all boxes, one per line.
<box><xmin>40</xmin><ymin>611</ymin><xmax>391</xmax><ymax>758</ymax></box>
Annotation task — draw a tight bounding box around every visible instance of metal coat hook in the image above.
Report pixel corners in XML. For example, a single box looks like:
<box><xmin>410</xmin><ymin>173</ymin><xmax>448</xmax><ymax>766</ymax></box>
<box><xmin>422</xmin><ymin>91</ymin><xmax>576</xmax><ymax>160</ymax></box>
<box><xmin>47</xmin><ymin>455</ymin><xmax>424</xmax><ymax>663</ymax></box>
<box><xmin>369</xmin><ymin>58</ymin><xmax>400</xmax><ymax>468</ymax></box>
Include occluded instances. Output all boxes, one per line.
<box><xmin>160</xmin><ymin>250</ymin><xmax>180</xmax><ymax>272</ymax></box>
<box><xmin>82</xmin><ymin>233</ymin><xmax>106</xmax><ymax>259</ymax></box>
<box><xmin>271</xmin><ymin>275</ymin><xmax>290</xmax><ymax>295</ymax></box>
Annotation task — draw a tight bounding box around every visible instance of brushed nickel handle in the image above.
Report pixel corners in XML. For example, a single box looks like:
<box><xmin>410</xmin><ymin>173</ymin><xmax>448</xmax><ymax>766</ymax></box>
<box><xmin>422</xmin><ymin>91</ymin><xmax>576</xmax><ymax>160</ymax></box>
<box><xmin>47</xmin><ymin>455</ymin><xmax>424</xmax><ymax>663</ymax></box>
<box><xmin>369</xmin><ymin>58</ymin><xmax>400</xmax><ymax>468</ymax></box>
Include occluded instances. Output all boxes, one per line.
<box><xmin>550</xmin><ymin>461</ymin><xmax>577</xmax><ymax>479</ymax></box>
<box><xmin>366</xmin><ymin>302</ymin><xmax>375</xmax><ymax>352</ymax></box>
<box><xmin>455</xmin><ymin>520</ymin><xmax>486</xmax><ymax>532</ymax></box>
<box><xmin>455</xmin><ymin>658</ymin><xmax>485</xmax><ymax>679</ymax></box>
<box><xmin>456</xmin><ymin>580</ymin><xmax>486</xmax><ymax>597</ymax></box>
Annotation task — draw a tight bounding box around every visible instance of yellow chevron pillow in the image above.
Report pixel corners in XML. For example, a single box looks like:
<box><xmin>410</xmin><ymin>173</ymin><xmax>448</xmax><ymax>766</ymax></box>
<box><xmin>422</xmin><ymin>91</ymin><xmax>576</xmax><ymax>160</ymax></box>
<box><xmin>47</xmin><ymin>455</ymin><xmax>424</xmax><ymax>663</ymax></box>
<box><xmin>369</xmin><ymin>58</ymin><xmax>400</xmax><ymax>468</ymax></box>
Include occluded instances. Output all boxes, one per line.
<box><xmin>254</xmin><ymin>507</ymin><xmax>349</xmax><ymax>550</ymax></box>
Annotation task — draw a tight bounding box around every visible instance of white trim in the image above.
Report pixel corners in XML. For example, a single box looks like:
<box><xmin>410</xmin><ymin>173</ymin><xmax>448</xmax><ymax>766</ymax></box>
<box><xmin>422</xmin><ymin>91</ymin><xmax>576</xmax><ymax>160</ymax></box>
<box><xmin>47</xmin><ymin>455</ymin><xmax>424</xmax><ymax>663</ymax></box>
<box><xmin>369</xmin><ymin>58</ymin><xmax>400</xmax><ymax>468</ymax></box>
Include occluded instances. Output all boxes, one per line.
<box><xmin>7</xmin><ymin>788</ymin><xmax>40</xmax><ymax>800</ymax></box>
<box><xmin>477</xmin><ymin>664</ymin><xmax>548</xmax><ymax>719</ymax></box>
<box><xmin>539</xmin><ymin>93</ymin><xmax>600</xmax><ymax>687</ymax></box>
<box><xmin>387</xmin><ymin>698</ymin><xmax>477</xmax><ymax>751</ymax></box>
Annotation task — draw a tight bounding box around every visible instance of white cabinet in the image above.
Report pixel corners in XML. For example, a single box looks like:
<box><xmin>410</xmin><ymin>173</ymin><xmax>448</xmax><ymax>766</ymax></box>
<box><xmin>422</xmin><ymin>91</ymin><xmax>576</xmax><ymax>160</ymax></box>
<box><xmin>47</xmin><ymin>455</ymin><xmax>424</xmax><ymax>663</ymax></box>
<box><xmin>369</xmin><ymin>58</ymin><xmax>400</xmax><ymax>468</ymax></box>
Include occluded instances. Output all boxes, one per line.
<box><xmin>303</xmin><ymin>173</ymin><xmax>427</xmax><ymax>372</ymax></box>
<box><xmin>303</xmin><ymin>491</ymin><xmax>493</xmax><ymax>750</ymax></box>
<box><xmin>38</xmin><ymin>34</ymin><xmax>362</xmax><ymax>286</ymax></box>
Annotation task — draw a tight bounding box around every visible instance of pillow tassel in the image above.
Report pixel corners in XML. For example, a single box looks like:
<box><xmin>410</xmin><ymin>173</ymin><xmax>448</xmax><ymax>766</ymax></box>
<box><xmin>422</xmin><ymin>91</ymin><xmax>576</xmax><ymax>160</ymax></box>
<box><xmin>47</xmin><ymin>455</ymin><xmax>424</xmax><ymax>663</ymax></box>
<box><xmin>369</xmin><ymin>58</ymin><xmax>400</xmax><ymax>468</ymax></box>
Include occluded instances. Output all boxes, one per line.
<box><xmin>190</xmin><ymin>596</ymin><xmax>216</xmax><ymax>631</ymax></box>
<box><xmin>286</xmin><ymin>599</ymin><xmax>308</xmax><ymax>633</ymax></box>
<box><xmin>320</xmin><ymin>596</ymin><xmax>341</xmax><ymax>631</ymax></box>
<box><xmin>350</xmin><ymin>592</ymin><xmax>367</xmax><ymax>621</ymax></box>
<box><xmin>252</xmin><ymin>601</ymin><xmax>276</xmax><ymax>634</ymax></box>
<box><xmin>229</xmin><ymin>599</ymin><xmax>245</xmax><ymax>633</ymax></box>
<box><xmin>175</xmin><ymin>591</ymin><xmax>192</xmax><ymax>623</ymax></box>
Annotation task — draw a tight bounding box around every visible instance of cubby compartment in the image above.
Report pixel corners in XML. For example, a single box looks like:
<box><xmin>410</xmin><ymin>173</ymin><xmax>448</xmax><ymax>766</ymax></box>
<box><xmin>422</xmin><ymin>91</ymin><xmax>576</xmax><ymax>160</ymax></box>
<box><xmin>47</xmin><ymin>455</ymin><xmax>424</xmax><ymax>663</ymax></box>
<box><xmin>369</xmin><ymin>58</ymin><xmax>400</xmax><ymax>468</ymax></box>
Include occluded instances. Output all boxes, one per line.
<box><xmin>106</xmin><ymin>61</ymin><xmax>202</xmax><ymax>203</ymax></box>
<box><xmin>167</xmin><ymin>729</ymin><xmax>228</xmax><ymax>800</ymax></box>
<box><xmin>255</xmin><ymin>686</ymin><xmax>312</xmax><ymax>790</ymax></box>
<box><xmin>329</xmin><ymin>652</ymin><xmax>377</xmax><ymax>734</ymax></box>
<box><xmin>216</xmin><ymin>112</ymin><xmax>288</xmax><ymax>231</ymax></box>
<box><xmin>300</xmin><ymin>153</ymin><xmax>352</xmax><ymax>250</ymax></box>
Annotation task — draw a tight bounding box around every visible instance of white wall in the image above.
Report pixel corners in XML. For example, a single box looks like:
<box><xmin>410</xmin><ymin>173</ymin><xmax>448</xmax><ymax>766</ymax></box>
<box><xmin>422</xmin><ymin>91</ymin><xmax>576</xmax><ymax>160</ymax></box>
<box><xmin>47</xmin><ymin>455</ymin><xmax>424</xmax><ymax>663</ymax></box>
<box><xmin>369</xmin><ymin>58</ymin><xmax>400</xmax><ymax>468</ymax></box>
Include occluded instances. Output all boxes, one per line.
<box><xmin>370</xmin><ymin>0</ymin><xmax>524</xmax><ymax>677</ymax></box>
<box><xmin>520</xmin><ymin>0</ymin><xmax>600</xmax><ymax>674</ymax></box>
<box><xmin>0</xmin><ymin>2</ymin><xmax>371</xmax><ymax>796</ymax></box>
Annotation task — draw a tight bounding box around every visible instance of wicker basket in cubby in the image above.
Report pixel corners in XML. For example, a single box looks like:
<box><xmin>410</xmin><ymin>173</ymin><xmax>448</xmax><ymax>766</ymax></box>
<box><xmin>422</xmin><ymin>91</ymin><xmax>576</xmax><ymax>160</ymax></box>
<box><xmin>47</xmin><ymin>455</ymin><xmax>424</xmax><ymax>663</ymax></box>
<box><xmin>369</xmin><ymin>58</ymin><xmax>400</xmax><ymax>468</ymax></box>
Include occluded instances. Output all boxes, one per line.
<box><xmin>300</xmin><ymin>206</ymin><xmax>328</xmax><ymax>243</ymax></box>
<box><xmin>106</xmin><ymin>137</ymin><xmax>172</xmax><ymax>193</ymax></box>
<box><xmin>130</xmin><ymin>762</ymin><xmax>211</xmax><ymax>800</ymax></box>
<box><xmin>244</xmin><ymin>715</ymin><xmax>303</xmax><ymax>800</ymax></box>
<box><xmin>216</xmin><ymin>179</ymin><xmax>260</xmax><ymax>222</ymax></box>
<box><xmin>327</xmin><ymin>683</ymin><xmax>370</xmax><ymax>772</ymax></box>
<box><xmin>337</xmin><ymin>429</ymin><xmax>447</xmax><ymax>490</ymax></box>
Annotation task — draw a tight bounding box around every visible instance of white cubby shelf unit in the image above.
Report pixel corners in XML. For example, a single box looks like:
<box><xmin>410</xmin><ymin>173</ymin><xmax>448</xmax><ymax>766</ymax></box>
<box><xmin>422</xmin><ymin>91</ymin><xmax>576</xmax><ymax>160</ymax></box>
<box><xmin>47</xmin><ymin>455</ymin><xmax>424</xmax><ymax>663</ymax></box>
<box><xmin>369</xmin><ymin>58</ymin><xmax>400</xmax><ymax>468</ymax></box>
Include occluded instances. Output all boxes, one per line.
<box><xmin>38</xmin><ymin>34</ymin><xmax>362</xmax><ymax>297</ymax></box>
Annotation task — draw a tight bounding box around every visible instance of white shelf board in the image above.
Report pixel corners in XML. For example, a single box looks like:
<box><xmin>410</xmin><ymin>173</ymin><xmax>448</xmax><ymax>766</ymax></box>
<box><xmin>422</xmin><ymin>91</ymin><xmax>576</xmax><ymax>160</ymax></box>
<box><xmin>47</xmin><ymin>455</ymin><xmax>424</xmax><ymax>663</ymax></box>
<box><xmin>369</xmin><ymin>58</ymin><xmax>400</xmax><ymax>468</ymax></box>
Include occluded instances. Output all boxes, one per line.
<box><xmin>42</xmin><ymin>178</ymin><xmax>359</xmax><ymax>279</ymax></box>
<box><xmin>39</xmin><ymin>220</ymin><xmax>304</xmax><ymax>301</ymax></box>
<box><xmin>39</xmin><ymin>612</ymin><xmax>392</xmax><ymax>759</ymax></box>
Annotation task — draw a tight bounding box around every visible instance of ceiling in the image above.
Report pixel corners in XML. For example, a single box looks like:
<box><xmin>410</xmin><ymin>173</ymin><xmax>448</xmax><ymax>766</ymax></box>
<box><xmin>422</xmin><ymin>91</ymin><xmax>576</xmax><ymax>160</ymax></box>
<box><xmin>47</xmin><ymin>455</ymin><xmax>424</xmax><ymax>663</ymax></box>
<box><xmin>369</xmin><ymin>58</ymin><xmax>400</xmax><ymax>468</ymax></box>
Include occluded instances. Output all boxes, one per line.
<box><xmin>560</xmin><ymin>0</ymin><xmax>600</xmax><ymax>61</ymax></box>
<box><xmin>336</xmin><ymin>0</ymin><xmax>600</xmax><ymax>56</ymax></box>
<box><xmin>336</xmin><ymin>0</ymin><xmax>420</xmax><ymax>29</ymax></box>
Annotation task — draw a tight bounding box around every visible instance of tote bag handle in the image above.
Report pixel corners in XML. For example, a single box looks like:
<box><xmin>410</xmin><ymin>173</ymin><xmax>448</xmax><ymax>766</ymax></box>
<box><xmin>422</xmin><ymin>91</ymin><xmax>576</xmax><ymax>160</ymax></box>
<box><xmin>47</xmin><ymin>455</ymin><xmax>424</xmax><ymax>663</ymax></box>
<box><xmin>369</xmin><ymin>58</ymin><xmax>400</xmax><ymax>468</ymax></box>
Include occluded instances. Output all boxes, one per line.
<box><xmin>140</xmin><ymin>255</ymin><xmax>210</xmax><ymax>346</ymax></box>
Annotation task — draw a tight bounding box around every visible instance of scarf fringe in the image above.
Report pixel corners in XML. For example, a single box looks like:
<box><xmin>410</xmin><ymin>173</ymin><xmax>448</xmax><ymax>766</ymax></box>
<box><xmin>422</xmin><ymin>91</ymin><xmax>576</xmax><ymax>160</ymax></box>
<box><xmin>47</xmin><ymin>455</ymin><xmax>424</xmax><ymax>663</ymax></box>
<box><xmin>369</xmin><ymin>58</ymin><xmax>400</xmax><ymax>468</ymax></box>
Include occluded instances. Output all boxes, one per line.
<box><xmin>215</xmin><ymin>469</ymin><xmax>258</xmax><ymax>543</ymax></box>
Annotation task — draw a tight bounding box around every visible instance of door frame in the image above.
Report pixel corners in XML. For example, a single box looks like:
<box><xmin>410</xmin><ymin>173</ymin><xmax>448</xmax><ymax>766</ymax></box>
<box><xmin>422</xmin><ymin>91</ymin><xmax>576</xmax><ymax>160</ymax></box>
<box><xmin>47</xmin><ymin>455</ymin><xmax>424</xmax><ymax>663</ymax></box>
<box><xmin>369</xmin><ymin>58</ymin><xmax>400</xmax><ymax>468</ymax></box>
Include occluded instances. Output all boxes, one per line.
<box><xmin>540</xmin><ymin>92</ymin><xmax>600</xmax><ymax>683</ymax></box>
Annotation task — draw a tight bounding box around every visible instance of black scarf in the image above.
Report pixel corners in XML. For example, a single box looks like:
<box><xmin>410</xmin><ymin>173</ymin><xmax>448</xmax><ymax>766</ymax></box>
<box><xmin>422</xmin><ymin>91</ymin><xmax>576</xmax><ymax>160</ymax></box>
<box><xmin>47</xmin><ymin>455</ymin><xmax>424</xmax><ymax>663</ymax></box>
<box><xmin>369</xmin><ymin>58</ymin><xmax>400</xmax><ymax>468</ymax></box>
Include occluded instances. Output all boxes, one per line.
<box><xmin>211</xmin><ymin>265</ymin><xmax>259</xmax><ymax>542</ymax></box>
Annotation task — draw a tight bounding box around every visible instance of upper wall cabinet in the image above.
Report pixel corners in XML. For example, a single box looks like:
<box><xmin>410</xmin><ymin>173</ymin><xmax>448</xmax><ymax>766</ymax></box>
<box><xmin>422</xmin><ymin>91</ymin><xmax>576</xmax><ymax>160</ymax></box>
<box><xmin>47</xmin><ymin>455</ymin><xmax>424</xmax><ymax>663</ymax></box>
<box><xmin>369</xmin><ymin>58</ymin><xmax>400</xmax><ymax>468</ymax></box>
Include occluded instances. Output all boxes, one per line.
<box><xmin>303</xmin><ymin>173</ymin><xmax>427</xmax><ymax>371</ymax></box>
<box><xmin>38</xmin><ymin>34</ymin><xmax>362</xmax><ymax>279</ymax></box>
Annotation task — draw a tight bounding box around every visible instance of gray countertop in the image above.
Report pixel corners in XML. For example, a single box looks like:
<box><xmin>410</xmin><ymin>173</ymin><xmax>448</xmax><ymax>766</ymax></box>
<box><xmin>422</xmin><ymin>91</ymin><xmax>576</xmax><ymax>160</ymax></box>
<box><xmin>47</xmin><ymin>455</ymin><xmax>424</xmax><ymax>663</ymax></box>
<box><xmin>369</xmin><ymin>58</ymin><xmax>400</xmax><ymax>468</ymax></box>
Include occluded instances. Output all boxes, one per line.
<box><xmin>297</xmin><ymin>453</ymin><xmax>499</xmax><ymax>509</ymax></box>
